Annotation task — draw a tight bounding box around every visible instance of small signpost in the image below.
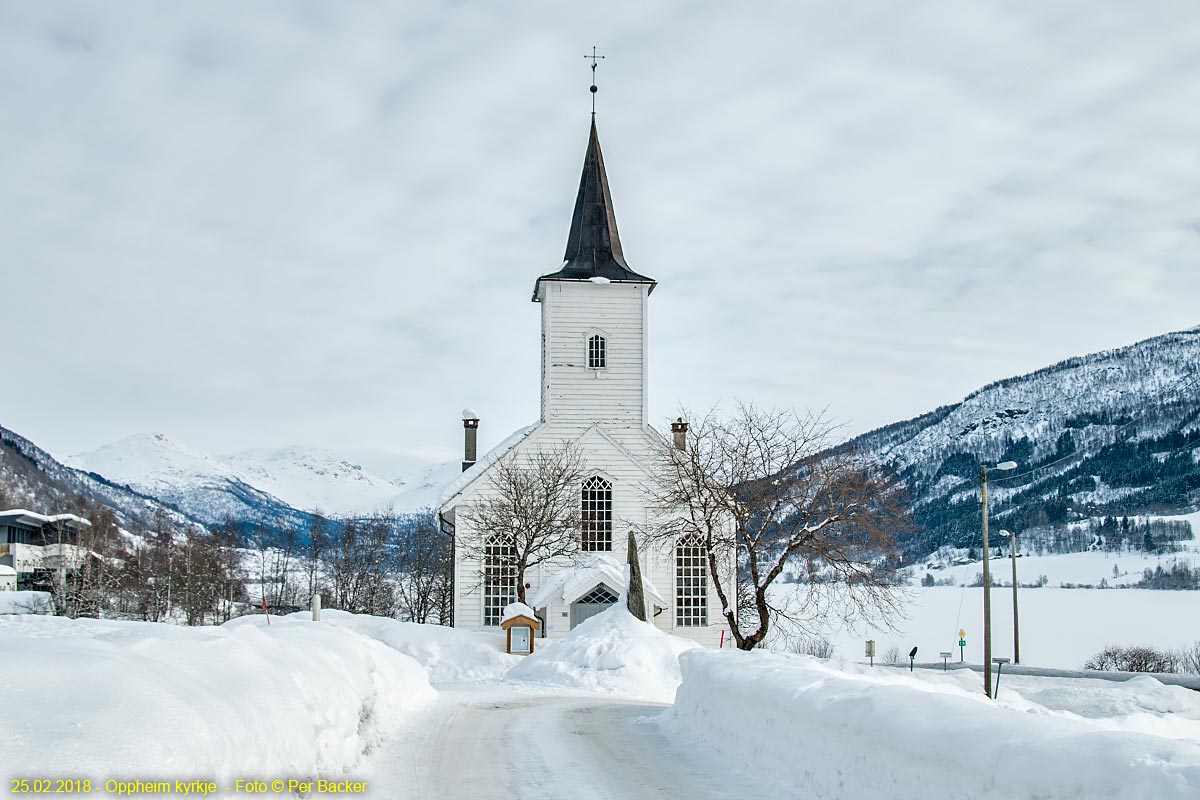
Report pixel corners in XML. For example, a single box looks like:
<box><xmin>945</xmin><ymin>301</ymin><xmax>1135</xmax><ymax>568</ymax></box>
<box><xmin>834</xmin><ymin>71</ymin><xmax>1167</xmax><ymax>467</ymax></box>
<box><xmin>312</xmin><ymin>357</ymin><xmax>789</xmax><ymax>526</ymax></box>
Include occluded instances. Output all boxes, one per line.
<box><xmin>865</xmin><ymin>639</ymin><xmax>876</xmax><ymax>667</ymax></box>
<box><xmin>939</xmin><ymin>651</ymin><xmax>952</xmax><ymax>672</ymax></box>
<box><xmin>958</xmin><ymin>629</ymin><xmax>967</xmax><ymax>662</ymax></box>
<box><xmin>992</xmin><ymin>657</ymin><xmax>1011</xmax><ymax>697</ymax></box>
<box><xmin>908</xmin><ymin>646</ymin><xmax>918</xmax><ymax>672</ymax></box>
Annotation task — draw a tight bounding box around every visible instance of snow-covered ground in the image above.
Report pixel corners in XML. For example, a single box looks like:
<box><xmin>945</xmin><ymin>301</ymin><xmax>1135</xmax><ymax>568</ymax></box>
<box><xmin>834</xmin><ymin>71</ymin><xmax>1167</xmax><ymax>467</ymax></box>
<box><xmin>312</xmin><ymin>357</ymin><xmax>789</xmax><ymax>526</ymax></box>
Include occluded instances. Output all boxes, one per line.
<box><xmin>788</xmin><ymin>586</ymin><xmax>1200</xmax><ymax>670</ymax></box>
<box><xmin>283</xmin><ymin>608</ymin><xmax>519</xmax><ymax>682</ymax></box>
<box><xmin>668</xmin><ymin>650</ymin><xmax>1200</xmax><ymax>800</ymax></box>
<box><xmin>4</xmin><ymin>602</ymin><xmax>1199</xmax><ymax>798</ymax></box>
<box><xmin>506</xmin><ymin>604</ymin><xmax>699</xmax><ymax>702</ymax></box>
<box><xmin>0</xmin><ymin>590</ymin><xmax>52</xmax><ymax>614</ymax></box>
<box><xmin>782</xmin><ymin>516</ymin><xmax>1200</xmax><ymax>670</ymax></box>
<box><xmin>0</xmin><ymin>613</ymin><xmax>436</xmax><ymax>783</ymax></box>
<box><xmin>906</xmin><ymin>510</ymin><xmax>1200</xmax><ymax>589</ymax></box>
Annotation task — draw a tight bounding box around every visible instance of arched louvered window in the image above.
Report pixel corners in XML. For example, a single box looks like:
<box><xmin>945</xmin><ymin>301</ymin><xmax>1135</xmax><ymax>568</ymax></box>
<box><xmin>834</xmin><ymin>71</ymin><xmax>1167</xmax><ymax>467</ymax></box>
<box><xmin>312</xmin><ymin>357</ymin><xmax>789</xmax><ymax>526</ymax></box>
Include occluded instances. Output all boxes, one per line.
<box><xmin>675</xmin><ymin>533</ymin><xmax>708</xmax><ymax>627</ymax></box>
<box><xmin>581</xmin><ymin>476</ymin><xmax>613</xmax><ymax>551</ymax></box>
<box><xmin>483</xmin><ymin>534</ymin><xmax>517</xmax><ymax>626</ymax></box>
<box><xmin>587</xmin><ymin>334</ymin><xmax>607</xmax><ymax>370</ymax></box>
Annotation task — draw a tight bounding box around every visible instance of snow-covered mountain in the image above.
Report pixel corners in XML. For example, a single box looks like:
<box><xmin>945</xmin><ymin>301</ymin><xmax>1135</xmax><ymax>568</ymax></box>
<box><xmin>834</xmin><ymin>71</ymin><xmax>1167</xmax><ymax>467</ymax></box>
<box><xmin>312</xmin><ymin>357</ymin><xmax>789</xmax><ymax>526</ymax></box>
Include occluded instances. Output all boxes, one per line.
<box><xmin>67</xmin><ymin>434</ymin><xmax>456</xmax><ymax>522</ymax></box>
<box><xmin>843</xmin><ymin>325</ymin><xmax>1200</xmax><ymax>558</ymax></box>
<box><xmin>0</xmin><ymin>424</ymin><xmax>195</xmax><ymax>531</ymax></box>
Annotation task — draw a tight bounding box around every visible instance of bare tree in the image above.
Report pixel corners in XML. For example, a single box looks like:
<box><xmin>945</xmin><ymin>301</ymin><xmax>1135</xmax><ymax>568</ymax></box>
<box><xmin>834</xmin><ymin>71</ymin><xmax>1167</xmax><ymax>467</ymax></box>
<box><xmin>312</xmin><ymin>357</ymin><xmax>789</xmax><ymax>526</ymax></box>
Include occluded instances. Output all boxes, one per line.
<box><xmin>458</xmin><ymin>443</ymin><xmax>587</xmax><ymax>605</ymax></box>
<box><xmin>647</xmin><ymin>404</ymin><xmax>910</xmax><ymax>651</ymax></box>
<box><xmin>305</xmin><ymin>511</ymin><xmax>330</xmax><ymax>600</ymax></box>
<box><xmin>327</xmin><ymin>513</ymin><xmax>399</xmax><ymax>616</ymax></box>
<box><xmin>394</xmin><ymin>509</ymin><xmax>453</xmax><ymax>624</ymax></box>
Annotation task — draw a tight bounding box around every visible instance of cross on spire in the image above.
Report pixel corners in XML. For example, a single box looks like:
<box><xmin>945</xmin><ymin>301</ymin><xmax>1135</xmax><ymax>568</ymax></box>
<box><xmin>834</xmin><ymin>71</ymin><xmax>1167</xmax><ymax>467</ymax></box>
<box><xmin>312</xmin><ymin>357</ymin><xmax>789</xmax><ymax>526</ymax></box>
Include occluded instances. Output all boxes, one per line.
<box><xmin>584</xmin><ymin>46</ymin><xmax>605</xmax><ymax>115</ymax></box>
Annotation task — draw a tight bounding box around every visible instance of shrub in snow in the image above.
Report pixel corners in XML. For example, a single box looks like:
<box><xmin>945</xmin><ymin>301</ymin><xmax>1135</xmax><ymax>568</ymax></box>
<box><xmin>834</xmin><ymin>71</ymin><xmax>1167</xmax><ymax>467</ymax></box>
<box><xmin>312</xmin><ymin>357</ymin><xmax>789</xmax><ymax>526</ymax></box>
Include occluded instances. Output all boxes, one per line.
<box><xmin>0</xmin><ymin>590</ymin><xmax>53</xmax><ymax>614</ymax></box>
<box><xmin>667</xmin><ymin>649</ymin><xmax>1200</xmax><ymax>799</ymax></box>
<box><xmin>1085</xmin><ymin>644</ymin><xmax>1178</xmax><ymax>673</ymax></box>
<box><xmin>0</xmin><ymin>614</ymin><xmax>435</xmax><ymax>781</ymax></box>
<box><xmin>505</xmin><ymin>605</ymin><xmax>698</xmax><ymax>702</ymax></box>
<box><xmin>1175</xmin><ymin>641</ymin><xmax>1200</xmax><ymax>675</ymax></box>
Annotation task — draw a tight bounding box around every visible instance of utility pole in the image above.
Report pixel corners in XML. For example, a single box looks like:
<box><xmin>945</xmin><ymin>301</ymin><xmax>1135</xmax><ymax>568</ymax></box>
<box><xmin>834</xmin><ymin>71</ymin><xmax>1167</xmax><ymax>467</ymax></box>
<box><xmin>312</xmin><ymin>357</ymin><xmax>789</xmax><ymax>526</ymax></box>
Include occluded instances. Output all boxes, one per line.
<box><xmin>1009</xmin><ymin>531</ymin><xmax>1020</xmax><ymax>665</ymax></box>
<box><xmin>980</xmin><ymin>461</ymin><xmax>1017</xmax><ymax>698</ymax></box>
<box><xmin>981</xmin><ymin>464</ymin><xmax>993</xmax><ymax>699</ymax></box>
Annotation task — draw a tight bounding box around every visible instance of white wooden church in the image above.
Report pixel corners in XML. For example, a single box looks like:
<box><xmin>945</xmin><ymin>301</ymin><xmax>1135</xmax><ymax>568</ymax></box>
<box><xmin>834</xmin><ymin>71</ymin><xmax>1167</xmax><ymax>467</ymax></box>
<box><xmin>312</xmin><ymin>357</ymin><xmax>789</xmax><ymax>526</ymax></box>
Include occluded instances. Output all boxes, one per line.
<box><xmin>438</xmin><ymin>118</ymin><xmax>732</xmax><ymax>647</ymax></box>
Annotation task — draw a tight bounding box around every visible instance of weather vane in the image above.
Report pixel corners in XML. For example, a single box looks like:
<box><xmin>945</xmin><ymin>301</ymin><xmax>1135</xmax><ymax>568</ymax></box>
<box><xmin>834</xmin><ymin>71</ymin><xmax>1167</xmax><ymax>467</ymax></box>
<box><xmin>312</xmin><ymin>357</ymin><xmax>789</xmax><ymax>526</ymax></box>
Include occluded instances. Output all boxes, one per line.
<box><xmin>584</xmin><ymin>46</ymin><xmax>605</xmax><ymax>115</ymax></box>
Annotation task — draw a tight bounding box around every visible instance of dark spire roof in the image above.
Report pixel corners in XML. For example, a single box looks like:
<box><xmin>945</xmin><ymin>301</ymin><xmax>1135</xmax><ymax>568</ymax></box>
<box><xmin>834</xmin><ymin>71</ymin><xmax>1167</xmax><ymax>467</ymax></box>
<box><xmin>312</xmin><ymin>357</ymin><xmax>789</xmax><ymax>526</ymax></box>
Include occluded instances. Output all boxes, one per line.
<box><xmin>534</xmin><ymin>119</ymin><xmax>655</xmax><ymax>300</ymax></box>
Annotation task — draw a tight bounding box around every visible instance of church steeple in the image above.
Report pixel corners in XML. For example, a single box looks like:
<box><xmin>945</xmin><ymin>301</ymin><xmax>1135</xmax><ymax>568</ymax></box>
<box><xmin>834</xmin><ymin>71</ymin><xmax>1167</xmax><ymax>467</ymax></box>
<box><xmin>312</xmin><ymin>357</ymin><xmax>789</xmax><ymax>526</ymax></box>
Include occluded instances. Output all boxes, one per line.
<box><xmin>534</xmin><ymin>120</ymin><xmax>656</xmax><ymax>300</ymax></box>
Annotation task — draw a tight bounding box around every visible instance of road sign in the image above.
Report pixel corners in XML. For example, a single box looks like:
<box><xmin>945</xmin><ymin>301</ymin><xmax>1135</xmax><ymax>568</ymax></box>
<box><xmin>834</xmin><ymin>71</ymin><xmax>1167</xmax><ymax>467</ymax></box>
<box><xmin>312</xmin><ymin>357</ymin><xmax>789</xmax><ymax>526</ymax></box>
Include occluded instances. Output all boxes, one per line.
<box><xmin>959</xmin><ymin>639</ymin><xmax>966</xmax><ymax>647</ymax></box>
<box><xmin>958</xmin><ymin>629</ymin><xmax>966</xmax><ymax>638</ymax></box>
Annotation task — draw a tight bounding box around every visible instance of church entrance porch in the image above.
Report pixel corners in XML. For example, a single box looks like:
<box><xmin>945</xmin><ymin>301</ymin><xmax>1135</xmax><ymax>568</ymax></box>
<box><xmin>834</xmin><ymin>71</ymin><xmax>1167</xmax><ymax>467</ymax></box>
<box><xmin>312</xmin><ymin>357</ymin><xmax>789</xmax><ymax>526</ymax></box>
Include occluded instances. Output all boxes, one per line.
<box><xmin>569</xmin><ymin>583</ymin><xmax>618</xmax><ymax>629</ymax></box>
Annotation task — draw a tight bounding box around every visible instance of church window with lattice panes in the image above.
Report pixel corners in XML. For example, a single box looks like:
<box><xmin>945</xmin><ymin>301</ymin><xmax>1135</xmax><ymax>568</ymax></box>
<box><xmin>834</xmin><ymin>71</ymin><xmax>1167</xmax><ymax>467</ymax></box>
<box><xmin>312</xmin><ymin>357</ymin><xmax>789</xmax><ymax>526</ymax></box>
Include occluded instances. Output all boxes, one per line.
<box><xmin>482</xmin><ymin>534</ymin><xmax>517</xmax><ymax>626</ymax></box>
<box><xmin>587</xmin><ymin>334</ymin><xmax>607</xmax><ymax>369</ymax></box>
<box><xmin>581</xmin><ymin>476</ymin><xmax>613</xmax><ymax>551</ymax></box>
<box><xmin>675</xmin><ymin>534</ymin><xmax>708</xmax><ymax>627</ymax></box>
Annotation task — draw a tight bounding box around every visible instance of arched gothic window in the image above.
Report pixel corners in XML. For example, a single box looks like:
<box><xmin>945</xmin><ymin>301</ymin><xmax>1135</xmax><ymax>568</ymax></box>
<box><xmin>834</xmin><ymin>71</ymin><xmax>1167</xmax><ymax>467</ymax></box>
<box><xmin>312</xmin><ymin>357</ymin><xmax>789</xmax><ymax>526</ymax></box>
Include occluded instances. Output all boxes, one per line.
<box><xmin>587</xmin><ymin>334</ymin><xmax>607</xmax><ymax>370</ymax></box>
<box><xmin>483</xmin><ymin>534</ymin><xmax>517</xmax><ymax>626</ymax></box>
<box><xmin>675</xmin><ymin>533</ymin><xmax>708</xmax><ymax>627</ymax></box>
<box><xmin>581</xmin><ymin>476</ymin><xmax>613</xmax><ymax>552</ymax></box>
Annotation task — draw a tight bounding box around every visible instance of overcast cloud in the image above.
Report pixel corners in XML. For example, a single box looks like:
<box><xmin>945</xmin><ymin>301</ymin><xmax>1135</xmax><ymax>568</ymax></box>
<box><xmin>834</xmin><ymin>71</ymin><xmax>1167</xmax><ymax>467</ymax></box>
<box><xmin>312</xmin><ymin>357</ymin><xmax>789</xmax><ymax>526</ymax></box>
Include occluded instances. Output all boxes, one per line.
<box><xmin>2</xmin><ymin>0</ymin><xmax>1199</xmax><ymax>463</ymax></box>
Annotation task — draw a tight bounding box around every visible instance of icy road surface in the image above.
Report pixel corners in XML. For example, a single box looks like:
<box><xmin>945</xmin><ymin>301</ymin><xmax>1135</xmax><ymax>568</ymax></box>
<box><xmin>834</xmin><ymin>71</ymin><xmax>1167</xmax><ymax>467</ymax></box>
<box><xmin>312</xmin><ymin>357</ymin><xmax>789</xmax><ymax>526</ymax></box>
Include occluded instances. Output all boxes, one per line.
<box><xmin>366</xmin><ymin>684</ymin><xmax>785</xmax><ymax>800</ymax></box>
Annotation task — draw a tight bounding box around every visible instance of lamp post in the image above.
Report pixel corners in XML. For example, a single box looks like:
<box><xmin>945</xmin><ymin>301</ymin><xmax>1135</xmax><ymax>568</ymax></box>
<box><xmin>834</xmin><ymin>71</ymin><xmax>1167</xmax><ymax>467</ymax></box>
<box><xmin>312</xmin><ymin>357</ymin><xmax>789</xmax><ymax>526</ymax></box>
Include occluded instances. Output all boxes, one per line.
<box><xmin>981</xmin><ymin>460</ymin><xmax>1017</xmax><ymax>699</ymax></box>
<box><xmin>1001</xmin><ymin>529</ymin><xmax>1020</xmax><ymax>664</ymax></box>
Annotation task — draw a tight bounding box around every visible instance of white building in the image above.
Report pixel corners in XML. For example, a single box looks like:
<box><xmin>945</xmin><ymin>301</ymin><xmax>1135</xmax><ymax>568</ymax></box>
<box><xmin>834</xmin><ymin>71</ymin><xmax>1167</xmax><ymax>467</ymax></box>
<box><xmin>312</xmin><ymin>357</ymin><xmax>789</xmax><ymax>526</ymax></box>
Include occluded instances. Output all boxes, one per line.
<box><xmin>0</xmin><ymin>509</ymin><xmax>92</xmax><ymax>592</ymax></box>
<box><xmin>438</xmin><ymin>119</ymin><xmax>734</xmax><ymax>646</ymax></box>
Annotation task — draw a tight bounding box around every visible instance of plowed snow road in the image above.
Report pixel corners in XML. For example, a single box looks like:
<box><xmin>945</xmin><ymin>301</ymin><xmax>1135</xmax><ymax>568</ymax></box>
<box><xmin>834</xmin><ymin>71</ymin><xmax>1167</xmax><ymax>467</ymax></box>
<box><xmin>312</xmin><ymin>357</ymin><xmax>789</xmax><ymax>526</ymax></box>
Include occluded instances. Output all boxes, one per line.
<box><xmin>366</xmin><ymin>685</ymin><xmax>786</xmax><ymax>800</ymax></box>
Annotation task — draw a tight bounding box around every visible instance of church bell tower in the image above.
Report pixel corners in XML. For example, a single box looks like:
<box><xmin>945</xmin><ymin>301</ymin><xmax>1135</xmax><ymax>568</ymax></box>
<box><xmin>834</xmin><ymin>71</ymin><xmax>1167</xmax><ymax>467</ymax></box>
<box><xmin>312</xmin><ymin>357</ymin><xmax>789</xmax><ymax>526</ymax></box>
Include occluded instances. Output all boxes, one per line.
<box><xmin>533</xmin><ymin>120</ymin><xmax>656</xmax><ymax>430</ymax></box>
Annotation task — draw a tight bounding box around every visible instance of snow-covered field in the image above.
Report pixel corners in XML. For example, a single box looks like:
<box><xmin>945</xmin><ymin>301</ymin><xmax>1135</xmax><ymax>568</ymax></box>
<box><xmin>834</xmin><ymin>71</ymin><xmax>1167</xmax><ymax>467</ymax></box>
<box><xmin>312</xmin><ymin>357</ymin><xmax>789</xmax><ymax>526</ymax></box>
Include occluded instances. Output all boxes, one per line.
<box><xmin>807</xmin><ymin>585</ymin><xmax>1200</xmax><ymax>670</ymax></box>
<box><xmin>777</xmin><ymin>524</ymin><xmax>1200</xmax><ymax>669</ymax></box>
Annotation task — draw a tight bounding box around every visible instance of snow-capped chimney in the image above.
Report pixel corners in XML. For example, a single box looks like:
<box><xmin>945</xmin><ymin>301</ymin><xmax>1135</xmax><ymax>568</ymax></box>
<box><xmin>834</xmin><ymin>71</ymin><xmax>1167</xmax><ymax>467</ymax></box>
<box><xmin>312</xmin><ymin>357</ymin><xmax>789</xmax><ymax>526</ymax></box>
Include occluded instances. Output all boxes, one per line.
<box><xmin>671</xmin><ymin>418</ymin><xmax>689</xmax><ymax>452</ymax></box>
<box><xmin>462</xmin><ymin>409</ymin><xmax>480</xmax><ymax>472</ymax></box>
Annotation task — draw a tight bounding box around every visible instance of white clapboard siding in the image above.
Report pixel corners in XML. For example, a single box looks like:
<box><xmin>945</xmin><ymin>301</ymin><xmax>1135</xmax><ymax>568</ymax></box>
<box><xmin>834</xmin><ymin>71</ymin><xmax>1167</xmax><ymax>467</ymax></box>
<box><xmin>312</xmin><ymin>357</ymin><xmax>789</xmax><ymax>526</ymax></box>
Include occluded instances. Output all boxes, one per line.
<box><xmin>445</xmin><ymin>276</ymin><xmax>736</xmax><ymax>648</ymax></box>
<box><xmin>541</xmin><ymin>281</ymin><xmax>648</xmax><ymax>427</ymax></box>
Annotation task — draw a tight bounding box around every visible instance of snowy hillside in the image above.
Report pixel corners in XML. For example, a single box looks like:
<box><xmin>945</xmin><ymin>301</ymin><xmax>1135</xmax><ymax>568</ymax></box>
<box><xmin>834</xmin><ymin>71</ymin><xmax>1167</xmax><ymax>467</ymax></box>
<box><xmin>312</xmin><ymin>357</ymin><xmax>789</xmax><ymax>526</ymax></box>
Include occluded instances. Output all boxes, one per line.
<box><xmin>842</xmin><ymin>325</ymin><xmax>1200</xmax><ymax>558</ymax></box>
<box><xmin>0</xmin><ymin>424</ymin><xmax>194</xmax><ymax>531</ymax></box>
<box><xmin>69</xmin><ymin>434</ymin><xmax>456</xmax><ymax>521</ymax></box>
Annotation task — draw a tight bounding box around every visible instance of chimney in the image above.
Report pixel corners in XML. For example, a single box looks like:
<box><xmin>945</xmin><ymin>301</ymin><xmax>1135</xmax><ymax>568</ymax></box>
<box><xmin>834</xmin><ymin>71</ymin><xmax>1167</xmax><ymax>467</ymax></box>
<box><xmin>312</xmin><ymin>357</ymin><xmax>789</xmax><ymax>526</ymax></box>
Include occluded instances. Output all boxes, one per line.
<box><xmin>671</xmin><ymin>417</ymin><xmax>689</xmax><ymax>451</ymax></box>
<box><xmin>462</xmin><ymin>409</ymin><xmax>479</xmax><ymax>472</ymax></box>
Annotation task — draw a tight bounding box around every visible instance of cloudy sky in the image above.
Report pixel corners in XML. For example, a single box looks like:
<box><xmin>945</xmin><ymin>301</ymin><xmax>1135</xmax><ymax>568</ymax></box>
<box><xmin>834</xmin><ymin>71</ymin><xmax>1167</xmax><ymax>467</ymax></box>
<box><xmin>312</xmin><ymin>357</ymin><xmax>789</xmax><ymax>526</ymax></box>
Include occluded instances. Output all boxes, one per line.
<box><xmin>3</xmin><ymin>0</ymin><xmax>1199</xmax><ymax>466</ymax></box>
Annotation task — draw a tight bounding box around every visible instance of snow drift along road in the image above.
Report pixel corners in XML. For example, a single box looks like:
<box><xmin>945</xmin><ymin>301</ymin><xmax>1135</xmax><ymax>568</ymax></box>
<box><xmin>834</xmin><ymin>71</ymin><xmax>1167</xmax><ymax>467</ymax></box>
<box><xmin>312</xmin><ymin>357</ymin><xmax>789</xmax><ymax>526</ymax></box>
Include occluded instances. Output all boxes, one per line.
<box><xmin>668</xmin><ymin>649</ymin><xmax>1200</xmax><ymax>800</ymax></box>
<box><xmin>0</xmin><ymin>614</ymin><xmax>435</xmax><ymax>782</ymax></box>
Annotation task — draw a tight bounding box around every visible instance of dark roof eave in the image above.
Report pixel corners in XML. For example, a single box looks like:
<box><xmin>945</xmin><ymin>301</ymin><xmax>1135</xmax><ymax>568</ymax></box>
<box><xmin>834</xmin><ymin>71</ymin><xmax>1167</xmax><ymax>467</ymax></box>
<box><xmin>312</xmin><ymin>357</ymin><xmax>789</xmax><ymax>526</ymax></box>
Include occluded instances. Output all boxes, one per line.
<box><xmin>531</xmin><ymin>274</ymin><xmax>657</xmax><ymax>302</ymax></box>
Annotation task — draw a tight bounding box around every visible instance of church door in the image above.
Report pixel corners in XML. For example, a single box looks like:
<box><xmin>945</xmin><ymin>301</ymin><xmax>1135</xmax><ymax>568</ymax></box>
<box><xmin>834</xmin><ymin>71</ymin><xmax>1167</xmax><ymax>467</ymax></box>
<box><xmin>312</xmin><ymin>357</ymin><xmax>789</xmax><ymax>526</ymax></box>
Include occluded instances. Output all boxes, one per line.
<box><xmin>570</xmin><ymin>584</ymin><xmax>619</xmax><ymax>628</ymax></box>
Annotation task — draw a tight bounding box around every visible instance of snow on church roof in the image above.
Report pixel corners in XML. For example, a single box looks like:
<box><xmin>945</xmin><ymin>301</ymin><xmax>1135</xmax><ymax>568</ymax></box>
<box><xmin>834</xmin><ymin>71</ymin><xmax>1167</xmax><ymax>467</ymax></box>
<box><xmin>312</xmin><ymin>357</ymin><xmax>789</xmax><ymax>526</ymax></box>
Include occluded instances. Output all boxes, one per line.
<box><xmin>437</xmin><ymin>422</ymin><xmax>542</xmax><ymax>509</ymax></box>
<box><xmin>529</xmin><ymin>554</ymin><xmax>666</xmax><ymax>611</ymax></box>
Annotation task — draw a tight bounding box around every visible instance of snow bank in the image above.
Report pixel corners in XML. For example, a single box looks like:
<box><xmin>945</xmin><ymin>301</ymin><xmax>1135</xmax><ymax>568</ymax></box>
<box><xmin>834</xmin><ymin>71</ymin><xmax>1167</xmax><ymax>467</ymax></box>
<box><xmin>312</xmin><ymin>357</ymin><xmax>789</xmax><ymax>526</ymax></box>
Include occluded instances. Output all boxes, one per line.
<box><xmin>668</xmin><ymin>650</ymin><xmax>1200</xmax><ymax>799</ymax></box>
<box><xmin>284</xmin><ymin>609</ymin><xmax>518</xmax><ymax>683</ymax></box>
<box><xmin>0</xmin><ymin>590</ymin><xmax>52</xmax><ymax>614</ymax></box>
<box><xmin>0</xmin><ymin>614</ymin><xmax>435</xmax><ymax>784</ymax></box>
<box><xmin>505</xmin><ymin>605</ymin><xmax>698</xmax><ymax>702</ymax></box>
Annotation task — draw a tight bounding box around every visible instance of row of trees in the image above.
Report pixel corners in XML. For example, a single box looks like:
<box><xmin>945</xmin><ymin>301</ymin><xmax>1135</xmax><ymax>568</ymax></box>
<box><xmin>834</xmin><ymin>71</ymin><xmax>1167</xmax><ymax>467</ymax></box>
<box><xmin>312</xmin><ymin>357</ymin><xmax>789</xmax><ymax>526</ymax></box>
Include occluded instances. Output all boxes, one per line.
<box><xmin>1</xmin><ymin>473</ymin><xmax>453</xmax><ymax>625</ymax></box>
<box><xmin>204</xmin><ymin>510</ymin><xmax>453</xmax><ymax>624</ymax></box>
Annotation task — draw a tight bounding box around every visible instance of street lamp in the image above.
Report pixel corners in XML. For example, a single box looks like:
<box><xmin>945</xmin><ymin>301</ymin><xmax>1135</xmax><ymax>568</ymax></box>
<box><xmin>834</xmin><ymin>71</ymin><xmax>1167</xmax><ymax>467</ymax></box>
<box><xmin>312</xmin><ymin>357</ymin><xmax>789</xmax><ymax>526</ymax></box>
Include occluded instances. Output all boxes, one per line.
<box><xmin>981</xmin><ymin>460</ymin><xmax>1017</xmax><ymax>698</ymax></box>
<box><xmin>1000</xmin><ymin>529</ymin><xmax>1020</xmax><ymax>664</ymax></box>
